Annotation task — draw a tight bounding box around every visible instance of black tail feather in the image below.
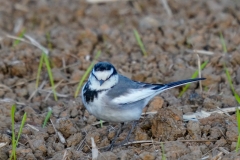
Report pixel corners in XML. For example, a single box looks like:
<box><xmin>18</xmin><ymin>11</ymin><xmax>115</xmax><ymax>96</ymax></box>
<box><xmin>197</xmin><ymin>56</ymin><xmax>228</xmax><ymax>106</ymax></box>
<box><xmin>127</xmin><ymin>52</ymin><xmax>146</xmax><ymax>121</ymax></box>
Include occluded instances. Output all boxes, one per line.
<box><xmin>165</xmin><ymin>78</ymin><xmax>206</xmax><ymax>90</ymax></box>
<box><xmin>151</xmin><ymin>78</ymin><xmax>205</xmax><ymax>91</ymax></box>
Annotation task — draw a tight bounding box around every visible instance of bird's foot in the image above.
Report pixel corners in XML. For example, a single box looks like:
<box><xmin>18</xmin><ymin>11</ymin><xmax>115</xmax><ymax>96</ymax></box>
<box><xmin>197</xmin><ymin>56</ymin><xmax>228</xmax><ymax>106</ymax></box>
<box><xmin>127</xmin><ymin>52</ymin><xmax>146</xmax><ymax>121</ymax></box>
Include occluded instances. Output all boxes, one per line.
<box><xmin>100</xmin><ymin>123</ymin><xmax>124</xmax><ymax>151</ymax></box>
<box><xmin>100</xmin><ymin>143</ymin><xmax>114</xmax><ymax>151</ymax></box>
<box><xmin>113</xmin><ymin>121</ymin><xmax>137</xmax><ymax>147</ymax></box>
<box><xmin>100</xmin><ymin>121</ymin><xmax>138</xmax><ymax>151</ymax></box>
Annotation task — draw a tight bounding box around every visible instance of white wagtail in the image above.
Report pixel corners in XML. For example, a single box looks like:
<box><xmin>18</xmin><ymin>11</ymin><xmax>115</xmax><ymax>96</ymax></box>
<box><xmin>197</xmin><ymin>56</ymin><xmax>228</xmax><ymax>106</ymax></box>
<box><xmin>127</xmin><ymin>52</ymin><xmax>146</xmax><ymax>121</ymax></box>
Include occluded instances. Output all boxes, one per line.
<box><xmin>81</xmin><ymin>61</ymin><xmax>205</xmax><ymax>149</ymax></box>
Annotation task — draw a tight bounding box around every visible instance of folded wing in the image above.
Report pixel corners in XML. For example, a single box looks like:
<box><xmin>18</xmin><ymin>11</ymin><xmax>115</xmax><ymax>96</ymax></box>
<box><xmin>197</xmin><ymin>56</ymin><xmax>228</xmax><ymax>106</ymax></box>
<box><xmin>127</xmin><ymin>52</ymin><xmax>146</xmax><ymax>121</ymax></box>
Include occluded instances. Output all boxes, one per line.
<box><xmin>110</xmin><ymin>76</ymin><xmax>205</xmax><ymax>105</ymax></box>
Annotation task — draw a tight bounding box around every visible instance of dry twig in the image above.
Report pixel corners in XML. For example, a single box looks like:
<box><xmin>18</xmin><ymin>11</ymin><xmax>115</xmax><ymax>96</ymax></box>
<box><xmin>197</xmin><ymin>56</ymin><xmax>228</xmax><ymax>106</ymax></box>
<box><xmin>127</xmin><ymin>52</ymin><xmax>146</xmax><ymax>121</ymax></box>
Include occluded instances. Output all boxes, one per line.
<box><xmin>186</xmin><ymin>49</ymin><xmax>214</xmax><ymax>55</ymax></box>
<box><xmin>26</xmin><ymin>124</ymin><xmax>39</xmax><ymax>132</ymax></box>
<box><xmin>161</xmin><ymin>0</ymin><xmax>172</xmax><ymax>17</ymax></box>
<box><xmin>62</xmin><ymin>150</ymin><xmax>68</xmax><ymax>160</ymax></box>
<box><xmin>196</xmin><ymin>53</ymin><xmax>203</xmax><ymax>92</ymax></box>
<box><xmin>0</xmin><ymin>142</ymin><xmax>7</xmax><ymax>148</ymax></box>
<box><xmin>50</xmin><ymin>119</ymin><xmax>66</xmax><ymax>144</ymax></box>
<box><xmin>28</xmin><ymin>80</ymin><xmax>46</xmax><ymax>101</ymax></box>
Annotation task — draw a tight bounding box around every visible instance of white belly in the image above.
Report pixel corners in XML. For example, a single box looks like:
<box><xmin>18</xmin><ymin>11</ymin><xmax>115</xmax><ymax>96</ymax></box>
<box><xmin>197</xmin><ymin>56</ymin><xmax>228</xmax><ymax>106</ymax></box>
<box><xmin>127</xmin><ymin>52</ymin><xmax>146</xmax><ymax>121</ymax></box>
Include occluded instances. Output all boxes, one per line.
<box><xmin>83</xmin><ymin>92</ymin><xmax>142</xmax><ymax>123</ymax></box>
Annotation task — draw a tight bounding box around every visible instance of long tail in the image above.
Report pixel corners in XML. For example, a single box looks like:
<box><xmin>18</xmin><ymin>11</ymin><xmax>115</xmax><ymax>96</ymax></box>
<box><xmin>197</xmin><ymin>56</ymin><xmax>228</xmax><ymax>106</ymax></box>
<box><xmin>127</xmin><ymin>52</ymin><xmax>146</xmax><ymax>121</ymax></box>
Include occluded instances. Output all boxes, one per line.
<box><xmin>164</xmin><ymin>77</ymin><xmax>205</xmax><ymax>91</ymax></box>
<box><xmin>153</xmin><ymin>78</ymin><xmax>205</xmax><ymax>92</ymax></box>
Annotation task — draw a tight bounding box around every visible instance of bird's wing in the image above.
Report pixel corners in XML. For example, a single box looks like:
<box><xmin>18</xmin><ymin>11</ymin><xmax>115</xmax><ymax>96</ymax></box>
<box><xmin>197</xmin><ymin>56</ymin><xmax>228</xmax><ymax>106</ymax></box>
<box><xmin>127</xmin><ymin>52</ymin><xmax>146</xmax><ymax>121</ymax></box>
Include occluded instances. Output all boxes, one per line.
<box><xmin>111</xmin><ymin>87</ymin><xmax>164</xmax><ymax>104</ymax></box>
<box><xmin>107</xmin><ymin>75</ymin><xmax>166</xmax><ymax>104</ymax></box>
<box><xmin>108</xmin><ymin>76</ymin><xmax>205</xmax><ymax>105</ymax></box>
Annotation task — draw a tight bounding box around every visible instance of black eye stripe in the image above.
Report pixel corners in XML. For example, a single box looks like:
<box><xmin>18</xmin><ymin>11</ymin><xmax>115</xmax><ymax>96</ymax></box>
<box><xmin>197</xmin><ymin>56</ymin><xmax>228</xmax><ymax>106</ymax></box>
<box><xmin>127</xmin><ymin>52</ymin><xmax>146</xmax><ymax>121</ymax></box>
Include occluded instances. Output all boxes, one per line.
<box><xmin>92</xmin><ymin>72</ymin><xmax>114</xmax><ymax>82</ymax></box>
<box><xmin>105</xmin><ymin>73</ymin><xmax>113</xmax><ymax>81</ymax></box>
<box><xmin>92</xmin><ymin>73</ymin><xmax>98</xmax><ymax>80</ymax></box>
<box><xmin>106</xmin><ymin>76</ymin><xmax>110</xmax><ymax>80</ymax></box>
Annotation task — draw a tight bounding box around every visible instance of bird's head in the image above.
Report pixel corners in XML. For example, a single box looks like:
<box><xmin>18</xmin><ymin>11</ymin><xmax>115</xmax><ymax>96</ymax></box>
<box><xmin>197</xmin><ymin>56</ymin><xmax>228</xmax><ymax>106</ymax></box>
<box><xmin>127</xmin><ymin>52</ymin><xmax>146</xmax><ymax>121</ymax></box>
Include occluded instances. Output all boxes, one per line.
<box><xmin>88</xmin><ymin>62</ymin><xmax>118</xmax><ymax>90</ymax></box>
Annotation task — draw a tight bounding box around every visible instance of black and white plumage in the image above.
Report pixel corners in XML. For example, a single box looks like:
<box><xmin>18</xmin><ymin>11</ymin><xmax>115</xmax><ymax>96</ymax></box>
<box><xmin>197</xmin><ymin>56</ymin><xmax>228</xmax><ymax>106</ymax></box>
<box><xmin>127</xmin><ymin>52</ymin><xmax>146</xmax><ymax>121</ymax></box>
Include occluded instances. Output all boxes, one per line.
<box><xmin>81</xmin><ymin>61</ymin><xmax>205</xmax><ymax>123</ymax></box>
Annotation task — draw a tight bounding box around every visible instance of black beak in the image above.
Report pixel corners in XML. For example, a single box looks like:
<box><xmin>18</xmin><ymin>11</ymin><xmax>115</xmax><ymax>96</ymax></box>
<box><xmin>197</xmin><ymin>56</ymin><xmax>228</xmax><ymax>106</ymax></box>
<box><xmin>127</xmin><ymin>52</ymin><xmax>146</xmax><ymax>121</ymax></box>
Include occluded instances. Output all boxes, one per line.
<box><xmin>99</xmin><ymin>80</ymin><xmax>104</xmax><ymax>86</ymax></box>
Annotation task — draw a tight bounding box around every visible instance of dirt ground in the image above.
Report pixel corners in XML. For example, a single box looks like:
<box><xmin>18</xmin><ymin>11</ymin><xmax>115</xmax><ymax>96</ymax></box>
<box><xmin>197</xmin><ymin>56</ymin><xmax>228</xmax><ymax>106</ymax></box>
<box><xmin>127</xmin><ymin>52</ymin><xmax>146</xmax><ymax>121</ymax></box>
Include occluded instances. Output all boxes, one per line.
<box><xmin>0</xmin><ymin>0</ymin><xmax>240</xmax><ymax>159</ymax></box>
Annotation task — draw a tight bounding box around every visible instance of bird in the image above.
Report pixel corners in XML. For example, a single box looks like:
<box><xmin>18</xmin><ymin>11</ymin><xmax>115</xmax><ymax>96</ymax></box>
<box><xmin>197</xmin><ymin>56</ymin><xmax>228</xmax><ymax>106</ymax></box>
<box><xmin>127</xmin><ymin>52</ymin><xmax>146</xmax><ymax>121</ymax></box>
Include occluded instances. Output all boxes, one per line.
<box><xmin>81</xmin><ymin>61</ymin><xmax>205</xmax><ymax>149</ymax></box>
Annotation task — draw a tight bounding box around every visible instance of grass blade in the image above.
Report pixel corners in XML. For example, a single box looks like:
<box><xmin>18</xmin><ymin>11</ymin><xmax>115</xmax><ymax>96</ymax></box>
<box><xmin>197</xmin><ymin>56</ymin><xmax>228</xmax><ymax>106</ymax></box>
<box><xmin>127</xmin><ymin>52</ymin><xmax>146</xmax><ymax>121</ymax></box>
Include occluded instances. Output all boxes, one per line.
<box><xmin>74</xmin><ymin>50</ymin><xmax>101</xmax><ymax>98</ymax></box>
<box><xmin>133</xmin><ymin>29</ymin><xmax>147</xmax><ymax>56</ymax></box>
<box><xmin>36</xmin><ymin>54</ymin><xmax>44</xmax><ymax>88</ymax></box>
<box><xmin>10</xmin><ymin>105</ymin><xmax>16</xmax><ymax>160</ymax></box>
<box><xmin>237</xmin><ymin>108</ymin><xmax>240</xmax><ymax>133</ymax></box>
<box><xmin>42</xmin><ymin>108</ymin><xmax>52</xmax><ymax>128</ymax></box>
<box><xmin>43</xmin><ymin>53</ymin><xmax>58</xmax><ymax>101</ymax></box>
<box><xmin>99</xmin><ymin>120</ymin><xmax>103</xmax><ymax>128</ymax></box>
<box><xmin>220</xmin><ymin>33</ymin><xmax>240</xmax><ymax>104</ymax></box>
<box><xmin>220</xmin><ymin>33</ymin><xmax>240</xmax><ymax>152</ymax></box>
<box><xmin>15</xmin><ymin>113</ymin><xmax>27</xmax><ymax>145</ymax></box>
<box><xmin>237</xmin><ymin>135</ymin><xmax>240</xmax><ymax>152</ymax></box>
<box><xmin>13</xmin><ymin>29</ymin><xmax>26</xmax><ymax>47</ymax></box>
<box><xmin>10</xmin><ymin>105</ymin><xmax>27</xmax><ymax>160</ymax></box>
<box><xmin>36</xmin><ymin>52</ymin><xmax>58</xmax><ymax>101</ymax></box>
<box><xmin>220</xmin><ymin>32</ymin><xmax>227</xmax><ymax>53</ymax></box>
<box><xmin>224</xmin><ymin>64</ymin><xmax>240</xmax><ymax>104</ymax></box>
<box><xmin>46</xmin><ymin>32</ymin><xmax>52</xmax><ymax>50</ymax></box>
<box><xmin>161</xmin><ymin>142</ymin><xmax>166</xmax><ymax>160</ymax></box>
<box><xmin>178</xmin><ymin>61</ymin><xmax>208</xmax><ymax>97</ymax></box>
<box><xmin>237</xmin><ymin>107</ymin><xmax>240</xmax><ymax>152</ymax></box>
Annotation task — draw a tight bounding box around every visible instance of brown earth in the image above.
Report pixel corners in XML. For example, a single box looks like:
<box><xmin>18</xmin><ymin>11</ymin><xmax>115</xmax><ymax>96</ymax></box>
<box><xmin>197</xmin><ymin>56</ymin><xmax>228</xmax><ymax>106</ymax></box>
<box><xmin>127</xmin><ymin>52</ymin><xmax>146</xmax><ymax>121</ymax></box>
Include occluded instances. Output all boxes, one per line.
<box><xmin>0</xmin><ymin>0</ymin><xmax>240</xmax><ymax>159</ymax></box>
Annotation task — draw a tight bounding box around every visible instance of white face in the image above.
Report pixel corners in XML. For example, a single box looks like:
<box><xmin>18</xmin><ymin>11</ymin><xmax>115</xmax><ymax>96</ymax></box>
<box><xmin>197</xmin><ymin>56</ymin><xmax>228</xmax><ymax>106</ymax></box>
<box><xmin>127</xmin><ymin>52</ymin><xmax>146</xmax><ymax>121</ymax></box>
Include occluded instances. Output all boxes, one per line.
<box><xmin>92</xmin><ymin>68</ymin><xmax>114</xmax><ymax>81</ymax></box>
<box><xmin>89</xmin><ymin>68</ymin><xmax>119</xmax><ymax>90</ymax></box>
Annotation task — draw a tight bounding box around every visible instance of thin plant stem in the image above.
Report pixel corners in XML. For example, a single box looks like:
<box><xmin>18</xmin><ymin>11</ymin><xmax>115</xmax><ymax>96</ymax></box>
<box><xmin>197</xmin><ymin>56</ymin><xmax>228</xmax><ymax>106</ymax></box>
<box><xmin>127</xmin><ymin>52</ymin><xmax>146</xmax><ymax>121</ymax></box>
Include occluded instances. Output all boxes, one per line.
<box><xmin>43</xmin><ymin>53</ymin><xmax>58</xmax><ymax>101</ymax></box>
<box><xmin>74</xmin><ymin>51</ymin><xmax>101</xmax><ymax>98</ymax></box>
<box><xmin>42</xmin><ymin>108</ymin><xmax>52</xmax><ymax>128</ymax></box>
<box><xmin>133</xmin><ymin>29</ymin><xmax>147</xmax><ymax>56</ymax></box>
<box><xmin>36</xmin><ymin>54</ymin><xmax>44</xmax><ymax>88</ymax></box>
<box><xmin>178</xmin><ymin>61</ymin><xmax>208</xmax><ymax>97</ymax></box>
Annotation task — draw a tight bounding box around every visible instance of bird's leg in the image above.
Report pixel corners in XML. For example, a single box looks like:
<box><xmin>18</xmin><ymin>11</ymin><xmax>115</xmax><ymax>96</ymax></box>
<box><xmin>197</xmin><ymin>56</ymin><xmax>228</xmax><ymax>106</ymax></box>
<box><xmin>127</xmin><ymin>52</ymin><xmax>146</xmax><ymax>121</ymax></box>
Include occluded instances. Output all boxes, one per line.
<box><xmin>110</xmin><ymin>122</ymin><xmax>124</xmax><ymax>147</ymax></box>
<box><xmin>101</xmin><ymin>122</ymin><xmax>124</xmax><ymax>151</ymax></box>
<box><xmin>114</xmin><ymin>121</ymin><xmax>137</xmax><ymax>146</ymax></box>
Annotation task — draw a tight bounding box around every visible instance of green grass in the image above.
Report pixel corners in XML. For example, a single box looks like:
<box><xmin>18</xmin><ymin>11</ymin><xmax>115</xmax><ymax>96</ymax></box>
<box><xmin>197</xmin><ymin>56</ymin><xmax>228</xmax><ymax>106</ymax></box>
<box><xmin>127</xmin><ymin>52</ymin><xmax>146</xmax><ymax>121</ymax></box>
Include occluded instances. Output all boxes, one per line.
<box><xmin>10</xmin><ymin>104</ymin><xmax>27</xmax><ymax>160</ymax></box>
<box><xmin>42</xmin><ymin>107</ymin><xmax>52</xmax><ymax>128</ymax></box>
<box><xmin>36</xmin><ymin>52</ymin><xmax>58</xmax><ymax>101</ymax></box>
<box><xmin>236</xmin><ymin>108</ymin><xmax>240</xmax><ymax>152</ymax></box>
<box><xmin>178</xmin><ymin>61</ymin><xmax>208</xmax><ymax>97</ymax></box>
<box><xmin>74</xmin><ymin>50</ymin><xmax>102</xmax><ymax>98</ymax></box>
<box><xmin>133</xmin><ymin>29</ymin><xmax>147</xmax><ymax>56</ymax></box>
<box><xmin>46</xmin><ymin>32</ymin><xmax>53</xmax><ymax>50</ymax></box>
<box><xmin>12</xmin><ymin>29</ymin><xmax>26</xmax><ymax>47</ymax></box>
<box><xmin>43</xmin><ymin>53</ymin><xmax>58</xmax><ymax>101</ymax></box>
<box><xmin>99</xmin><ymin>120</ymin><xmax>103</xmax><ymax>128</ymax></box>
<box><xmin>224</xmin><ymin>66</ymin><xmax>240</xmax><ymax>104</ymax></box>
<box><xmin>36</xmin><ymin>53</ymin><xmax>44</xmax><ymax>89</ymax></box>
<box><xmin>220</xmin><ymin>33</ymin><xmax>227</xmax><ymax>53</ymax></box>
<box><xmin>74</xmin><ymin>51</ymin><xmax>102</xmax><ymax>127</ymax></box>
<box><xmin>220</xmin><ymin>33</ymin><xmax>240</xmax><ymax>104</ymax></box>
<box><xmin>204</xmin><ymin>86</ymin><xmax>209</xmax><ymax>91</ymax></box>
<box><xmin>220</xmin><ymin>33</ymin><xmax>240</xmax><ymax>152</ymax></box>
<box><xmin>161</xmin><ymin>142</ymin><xmax>166</xmax><ymax>160</ymax></box>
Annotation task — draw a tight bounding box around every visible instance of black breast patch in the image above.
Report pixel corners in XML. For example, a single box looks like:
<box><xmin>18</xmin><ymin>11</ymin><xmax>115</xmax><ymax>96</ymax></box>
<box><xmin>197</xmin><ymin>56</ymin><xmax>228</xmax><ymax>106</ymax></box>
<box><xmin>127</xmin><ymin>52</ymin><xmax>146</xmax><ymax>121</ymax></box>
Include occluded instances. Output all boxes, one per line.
<box><xmin>83</xmin><ymin>83</ymin><xmax>106</xmax><ymax>103</ymax></box>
